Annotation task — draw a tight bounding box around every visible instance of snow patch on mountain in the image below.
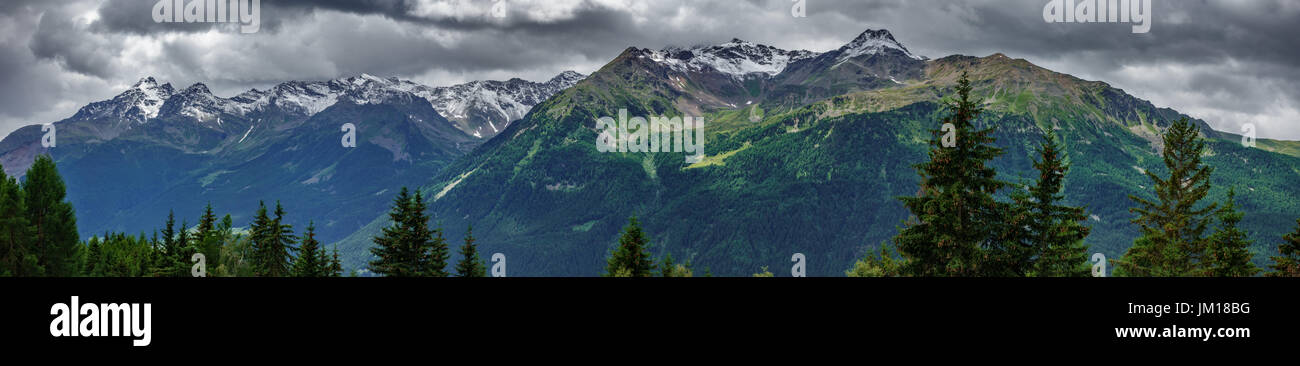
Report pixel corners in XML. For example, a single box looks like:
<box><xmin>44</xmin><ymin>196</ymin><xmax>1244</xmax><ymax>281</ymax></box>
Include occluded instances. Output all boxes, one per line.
<box><xmin>68</xmin><ymin>70</ymin><xmax>583</xmax><ymax>140</ymax></box>
<box><xmin>645</xmin><ymin>39</ymin><xmax>818</xmax><ymax>79</ymax></box>
<box><xmin>70</xmin><ymin>77</ymin><xmax>175</xmax><ymax>123</ymax></box>
<box><xmin>833</xmin><ymin>29</ymin><xmax>924</xmax><ymax>67</ymax></box>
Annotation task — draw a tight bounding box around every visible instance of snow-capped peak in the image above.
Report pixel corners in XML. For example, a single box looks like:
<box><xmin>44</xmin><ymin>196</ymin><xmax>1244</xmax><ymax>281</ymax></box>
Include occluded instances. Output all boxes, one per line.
<box><xmin>71</xmin><ymin>76</ymin><xmax>174</xmax><ymax>122</ymax></box>
<box><xmin>133</xmin><ymin>76</ymin><xmax>160</xmax><ymax>89</ymax></box>
<box><xmin>64</xmin><ymin>71</ymin><xmax>585</xmax><ymax>140</ymax></box>
<box><xmin>835</xmin><ymin>29</ymin><xmax>923</xmax><ymax>65</ymax></box>
<box><xmin>183</xmin><ymin>82</ymin><xmax>212</xmax><ymax>95</ymax></box>
<box><xmin>424</xmin><ymin>71</ymin><xmax>586</xmax><ymax>138</ymax></box>
<box><xmin>548</xmin><ymin>70</ymin><xmax>586</xmax><ymax>86</ymax></box>
<box><xmin>643</xmin><ymin>39</ymin><xmax>819</xmax><ymax>79</ymax></box>
<box><xmin>158</xmin><ymin>82</ymin><xmax>233</xmax><ymax>122</ymax></box>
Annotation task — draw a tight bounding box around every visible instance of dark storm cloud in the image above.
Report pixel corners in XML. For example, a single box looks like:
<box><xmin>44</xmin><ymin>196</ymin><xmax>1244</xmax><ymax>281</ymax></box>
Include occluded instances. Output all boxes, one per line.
<box><xmin>3</xmin><ymin>0</ymin><xmax>1299</xmax><ymax>139</ymax></box>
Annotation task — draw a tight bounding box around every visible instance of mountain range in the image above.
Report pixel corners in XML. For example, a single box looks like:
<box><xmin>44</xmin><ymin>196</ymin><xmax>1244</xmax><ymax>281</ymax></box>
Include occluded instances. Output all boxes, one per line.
<box><xmin>331</xmin><ymin>29</ymin><xmax>1300</xmax><ymax>276</ymax></box>
<box><xmin>3</xmin><ymin>28</ymin><xmax>1298</xmax><ymax>276</ymax></box>
<box><xmin>0</xmin><ymin>71</ymin><xmax>583</xmax><ymax>245</ymax></box>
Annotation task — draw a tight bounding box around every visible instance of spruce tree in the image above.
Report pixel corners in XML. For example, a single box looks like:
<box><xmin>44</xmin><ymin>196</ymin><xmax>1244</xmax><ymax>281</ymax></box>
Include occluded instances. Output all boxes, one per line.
<box><xmin>454</xmin><ymin>225</ymin><xmax>486</xmax><ymax>277</ymax></box>
<box><xmin>23</xmin><ymin>155</ymin><xmax>80</xmax><ymax>276</ymax></box>
<box><xmin>370</xmin><ymin>187</ymin><xmax>419</xmax><ymax>276</ymax></box>
<box><xmin>893</xmin><ymin>72</ymin><xmax>1007</xmax><ymax>276</ymax></box>
<box><xmin>197</xmin><ymin>203</ymin><xmax>216</xmax><ymax>239</ymax></box>
<box><xmin>150</xmin><ymin>210</ymin><xmax>179</xmax><ymax>277</ymax></box>
<box><xmin>292</xmin><ymin>222</ymin><xmax>325</xmax><ymax>277</ymax></box>
<box><xmin>1204</xmin><ymin>189</ymin><xmax>1257</xmax><ymax>276</ymax></box>
<box><xmin>194</xmin><ymin>203</ymin><xmax>222</xmax><ymax>269</ymax></box>
<box><xmin>1024</xmin><ymin>132</ymin><xmax>1092</xmax><ymax>277</ymax></box>
<box><xmin>409</xmin><ymin>191</ymin><xmax>447</xmax><ymax>277</ymax></box>
<box><xmin>160</xmin><ymin>210</ymin><xmax>177</xmax><ymax>257</ymax></box>
<box><xmin>257</xmin><ymin>201</ymin><xmax>296</xmax><ymax>277</ymax></box>
<box><xmin>249</xmin><ymin>201</ymin><xmax>269</xmax><ymax>273</ymax></box>
<box><xmin>1120</xmin><ymin>117</ymin><xmax>1215</xmax><ymax>276</ymax></box>
<box><xmin>84</xmin><ymin>236</ymin><xmax>102</xmax><ymax>276</ymax></box>
<box><xmin>327</xmin><ymin>246</ymin><xmax>343</xmax><ymax>277</ymax></box>
<box><xmin>1267</xmin><ymin>218</ymin><xmax>1300</xmax><ymax>277</ymax></box>
<box><xmin>250</xmin><ymin>201</ymin><xmax>296</xmax><ymax>277</ymax></box>
<box><xmin>0</xmin><ymin>167</ymin><xmax>38</xmax><ymax>276</ymax></box>
<box><xmin>605</xmin><ymin>216</ymin><xmax>655</xmax><ymax>277</ymax></box>
<box><xmin>174</xmin><ymin>219</ymin><xmax>192</xmax><ymax>276</ymax></box>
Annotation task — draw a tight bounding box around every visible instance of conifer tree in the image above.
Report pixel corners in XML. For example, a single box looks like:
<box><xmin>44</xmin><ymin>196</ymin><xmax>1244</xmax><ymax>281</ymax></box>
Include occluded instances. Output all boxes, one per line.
<box><xmin>369</xmin><ymin>187</ymin><xmax>423</xmax><ymax>277</ymax></box>
<box><xmin>1023</xmin><ymin>132</ymin><xmax>1092</xmax><ymax>277</ymax></box>
<box><xmin>23</xmin><ymin>155</ymin><xmax>80</xmax><ymax>276</ymax></box>
<box><xmin>249</xmin><ymin>201</ymin><xmax>272</xmax><ymax>275</ymax></box>
<box><xmin>150</xmin><ymin>210</ymin><xmax>180</xmax><ymax>277</ymax></box>
<box><xmin>1119</xmin><ymin>117</ymin><xmax>1215</xmax><ymax>276</ymax></box>
<box><xmin>160</xmin><ymin>210</ymin><xmax>177</xmax><ymax>255</ymax></box>
<box><xmin>174</xmin><ymin>219</ymin><xmax>192</xmax><ymax>276</ymax></box>
<box><xmin>292</xmin><ymin>222</ymin><xmax>325</xmax><ymax>277</ymax></box>
<box><xmin>258</xmin><ymin>201</ymin><xmax>296</xmax><ymax>277</ymax></box>
<box><xmin>454</xmin><ymin>225</ymin><xmax>486</xmax><ymax>277</ymax></box>
<box><xmin>194</xmin><ymin>203</ymin><xmax>222</xmax><ymax>269</ymax></box>
<box><xmin>409</xmin><ymin>191</ymin><xmax>447</xmax><ymax>277</ymax></box>
<box><xmin>84</xmin><ymin>236</ymin><xmax>102</xmax><ymax>276</ymax></box>
<box><xmin>197</xmin><ymin>203</ymin><xmax>216</xmax><ymax>239</ymax></box>
<box><xmin>1267</xmin><ymin>218</ymin><xmax>1300</xmax><ymax>277</ymax></box>
<box><xmin>327</xmin><ymin>246</ymin><xmax>343</xmax><ymax>277</ymax></box>
<box><xmin>1204</xmin><ymin>189</ymin><xmax>1257</xmax><ymax>276</ymax></box>
<box><xmin>250</xmin><ymin>201</ymin><xmax>295</xmax><ymax>277</ymax></box>
<box><xmin>605</xmin><ymin>216</ymin><xmax>655</xmax><ymax>277</ymax></box>
<box><xmin>893</xmin><ymin>72</ymin><xmax>1007</xmax><ymax>276</ymax></box>
<box><xmin>0</xmin><ymin>167</ymin><xmax>38</xmax><ymax>276</ymax></box>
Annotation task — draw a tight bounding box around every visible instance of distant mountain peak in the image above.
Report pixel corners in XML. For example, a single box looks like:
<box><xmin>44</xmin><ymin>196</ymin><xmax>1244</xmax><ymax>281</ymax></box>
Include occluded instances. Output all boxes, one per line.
<box><xmin>644</xmin><ymin>38</ymin><xmax>819</xmax><ymax>79</ymax></box>
<box><xmin>837</xmin><ymin>28</ymin><xmax>923</xmax><ymax>63</ymax></box>
<box><xmin>548</xmin><ymin>70</ymin><xmax>585</xmax><ymax>85</ymax></box>
<box><xmin>182</xmin><ymin>82</ymin><xmax>212</xmax><ymax>95</ymax></box>
<box><xmin>425</xmin><ymin>70</ymin><xmax>586</xmax><ymax>138</ymax></box>
<box><xmin>71</xmin><ymin>76</ymin><xmax>174</xmax><ymax>122</ymax></box>
<box><xmin>133</xmin><ymin>76</ymin><xmax>160</xmax><ymax>88</ymax></box>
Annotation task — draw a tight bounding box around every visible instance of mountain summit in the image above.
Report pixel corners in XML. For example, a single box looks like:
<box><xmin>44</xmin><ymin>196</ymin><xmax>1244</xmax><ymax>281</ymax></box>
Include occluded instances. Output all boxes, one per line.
<box><xmin>643</xmin><ymin>38</ymin><xmax>819</xmax><ymax>79</ymax></box>
<box><xmin>836</xmin><ymin>28</ymin><xmax>924</xmax><ymax>64</ymax></box>
<box><xmin>71</xmin><ymin>77</ymin><xmax>175</xmax><ymax>125</ymax></box>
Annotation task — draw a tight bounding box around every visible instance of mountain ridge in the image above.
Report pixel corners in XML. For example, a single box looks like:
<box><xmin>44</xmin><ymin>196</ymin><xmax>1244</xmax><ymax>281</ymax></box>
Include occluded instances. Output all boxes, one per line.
<box><xmin>330</xmin><ymin>27</ymin><xmax>1300</xmax><ymax>276</ymax></box>
<box><xmin>0</xmin><ymin>70</ymin><xmax>585</xmax><ymax>246</ymax></box>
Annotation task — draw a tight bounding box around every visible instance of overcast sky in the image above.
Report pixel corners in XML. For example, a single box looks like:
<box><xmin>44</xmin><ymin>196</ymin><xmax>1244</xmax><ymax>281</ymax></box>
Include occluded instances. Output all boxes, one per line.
<box><xmin>1</xmin><ymin>0</ymin><xmax>1297</xmax><ymax>139</ymax></box>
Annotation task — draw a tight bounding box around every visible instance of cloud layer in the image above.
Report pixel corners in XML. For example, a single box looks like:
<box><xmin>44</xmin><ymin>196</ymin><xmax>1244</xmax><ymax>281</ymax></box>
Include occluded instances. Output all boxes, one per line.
<box><xmin>2</xmin><ymin>0</ymin><xmax>1297</xmax><ymax>139</ymax></box>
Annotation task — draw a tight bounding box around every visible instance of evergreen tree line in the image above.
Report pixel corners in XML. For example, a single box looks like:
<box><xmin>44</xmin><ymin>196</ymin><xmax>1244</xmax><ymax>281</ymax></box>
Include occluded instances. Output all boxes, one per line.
<box><xmin>844</xmin><ymin>72</ymin><xmax>1297</xmax><ymax>277</ymax></box>
<box><xmin>0</xmin><ymin>154</ymin><xmax>344</xmax><ymax>277</ymax></box>
<box><xmin>86</xmin><ymin>200</ymin><xmax>346</xmax><ymax>278</ymax></box>
<box><xmin>82</xmin><ymin>200</ymin><xmax>346</xmax><ymax>277</ymax></box>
